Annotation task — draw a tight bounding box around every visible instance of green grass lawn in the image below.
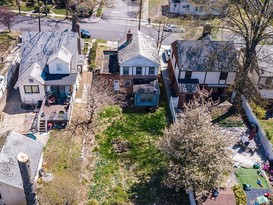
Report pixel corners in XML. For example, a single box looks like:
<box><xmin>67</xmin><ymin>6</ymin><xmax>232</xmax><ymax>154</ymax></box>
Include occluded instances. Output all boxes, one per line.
<box><xmin>90</xmin><ymin>106</ymin><xmax>168</xmax><ymax>203</ymax></box>
<box><xmin>90</xmin><ymin>89</ymin><xmax>188</xmax><ymax>204</ymax></box>
<box><xmin>52</xmin><ymin>8</ymin><xmax>67</xmax><ymax>15</ymax></box>
<box><xmin>236</xmin><ymin>168</ymin><xmax>269</xmax><ymax>189</ymax></box>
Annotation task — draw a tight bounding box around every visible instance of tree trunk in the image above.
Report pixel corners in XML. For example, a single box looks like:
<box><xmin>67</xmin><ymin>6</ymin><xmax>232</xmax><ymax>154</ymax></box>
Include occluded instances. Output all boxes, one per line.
<box><xmin>17</xmin><ymin>0</ymin><xmax>21</xmax><ymax>14</ymax></box>
<box><xmin>65</xmin><ymin>0</ymin><xmax>69</xmax><ymax>19</ymax></box>
<box><xmin>44</xmin><ymin>0</ymin><xmax>47</xmax><ymax>16</ymax></box>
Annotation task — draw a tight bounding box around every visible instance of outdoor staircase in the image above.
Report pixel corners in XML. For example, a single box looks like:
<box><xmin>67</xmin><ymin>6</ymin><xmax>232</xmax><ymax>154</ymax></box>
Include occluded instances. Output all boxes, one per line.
<box><xmin>39</xmin><ymin>120</ymin><xmax>47</xmax><ymax>133</ymax></box>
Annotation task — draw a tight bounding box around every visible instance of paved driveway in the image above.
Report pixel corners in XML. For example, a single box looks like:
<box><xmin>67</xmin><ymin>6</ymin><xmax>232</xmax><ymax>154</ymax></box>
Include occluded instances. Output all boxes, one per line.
<box><xmin>0</xmin><ymin>89</ymin><xmax>35</xmax><ymax>133</ymax></box>
<box><xmin>245</xmin><ymin>188</ymin><xmax>271</xmax><ymax>205</ymax></box>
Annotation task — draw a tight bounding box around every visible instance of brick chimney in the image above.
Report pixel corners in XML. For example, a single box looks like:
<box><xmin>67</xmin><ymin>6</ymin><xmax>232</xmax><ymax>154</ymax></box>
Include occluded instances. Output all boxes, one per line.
<box><xmin>127</xmin><ymin>29</ymin><xmax>133</xmax><ymax>42</ymax></box>
<box><xmin>202</xmin><ymin>23</ymin><xmax>212</xmax><ymax>38</ymax></box>
<box><xmin>17</xmin><ymin>152</ymin><xmax>37</xmax><ymax>205</ymax></box>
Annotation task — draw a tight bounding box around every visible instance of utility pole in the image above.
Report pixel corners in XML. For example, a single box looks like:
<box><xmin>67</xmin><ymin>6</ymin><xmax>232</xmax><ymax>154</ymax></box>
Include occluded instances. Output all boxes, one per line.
<box><xmin>44</xmin><ymin>0</ymin><xmax>48</xmax><ymax>16</ymax></box>
<box><xmin>37</xmin><ymin>0</ymin><xmax>41</xmax><ymax>32</ymax></box>
<box><xmin>138</xmin><ymin>0</ymin><xmax>142</xmax><ymax>31</ymax></box>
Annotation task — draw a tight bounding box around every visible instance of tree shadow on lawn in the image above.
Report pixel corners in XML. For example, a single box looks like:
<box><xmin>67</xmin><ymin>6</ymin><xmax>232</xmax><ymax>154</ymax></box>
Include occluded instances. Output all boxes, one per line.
<box><xmin>211</xmin><ymin>106</ymin><xmax>235</xmax><ymax>124</ymax></box>
<box><xmin>129</xmin><ymin>168</ymin><xmax>190</xmax><ymax>205</ymax></box>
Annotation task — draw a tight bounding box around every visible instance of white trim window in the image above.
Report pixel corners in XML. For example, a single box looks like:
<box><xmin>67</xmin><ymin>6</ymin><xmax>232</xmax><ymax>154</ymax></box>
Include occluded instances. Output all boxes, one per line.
<box><xmin>136</xmin><ymin>67</ymin><xmax>142</xmax><ymax>75</ymax></box>
<box><xmin>123</xmin><ymin>67</ymin><xmax>129</xmax><ymax>75</ymax></box>
<box><xmin>149</xmin><ymin>67</ymin><xmax>155</xmax><ymax>75</ymax></box>
<box><xmin>24</xmin><ymin>85</ymin><xmax>40</xmax><ymax>94</ymax></box>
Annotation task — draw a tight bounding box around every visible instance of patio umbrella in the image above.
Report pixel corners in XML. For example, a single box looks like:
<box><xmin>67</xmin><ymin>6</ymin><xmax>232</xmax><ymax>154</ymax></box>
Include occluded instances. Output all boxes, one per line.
<box><xmin>255</xmin><ymin>195</ymin><xmax>269</xmax><ymax>205</ymax></box>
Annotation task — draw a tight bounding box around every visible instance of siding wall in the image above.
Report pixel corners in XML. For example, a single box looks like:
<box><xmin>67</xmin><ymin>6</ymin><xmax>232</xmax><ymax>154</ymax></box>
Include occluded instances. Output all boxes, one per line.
<box><xmin>48</xmin><ymin>58</ymin><xmax>70</xmax><ymax>74</ymax></box>
<box><xmin>0</xmin><ymin>183</ymin><xmax>26</xmax><ymax>205</ymax></box>
<box><xmin>169</xmin><ymin>0</ymin><xmax>219</xmax><ymax>15</ymax></box>
<box><xmin>19</xmin><ymin>78</ymin><xmax>45</xmax><ymax>104</ymax></box>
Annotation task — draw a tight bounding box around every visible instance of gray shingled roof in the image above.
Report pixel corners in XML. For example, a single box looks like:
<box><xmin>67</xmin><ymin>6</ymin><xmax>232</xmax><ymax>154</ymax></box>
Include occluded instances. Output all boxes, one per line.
<box><xmin>118</xmin><ymin>31</ymin><xmax>160</xmax><ymax>65</ymax></box>
<box><xmin>256</xmin><ymin>45</ymin><xmax>273</xmax><ymax>77</ymax></box>
<box><xmin>174</xmin><ymin>37</ymin><xmax>238</xmax><ymax>72</ymax></box>
<box><xmin>16</xmin><ymin>30</ymin><xmax>79</xmax><ymax>88</ymax></box>
<box><xmin>0</xmin><ymin>131</ymin><xmax>43</xmax><ymax>189</ymax></box>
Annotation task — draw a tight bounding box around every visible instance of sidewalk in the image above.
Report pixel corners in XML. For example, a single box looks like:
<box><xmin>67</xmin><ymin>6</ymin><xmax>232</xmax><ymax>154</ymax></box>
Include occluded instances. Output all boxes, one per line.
<box><xmin>10</xmin><ymin>9</ymin><xmax>102</xmax><ymax>23</ymax></box>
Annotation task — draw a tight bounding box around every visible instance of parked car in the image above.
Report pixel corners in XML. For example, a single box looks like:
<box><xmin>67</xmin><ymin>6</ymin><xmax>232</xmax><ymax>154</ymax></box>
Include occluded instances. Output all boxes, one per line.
<box><xmin>80</xmin><ymin>29</ymin><xmax>91</xmax><ymax>38</ymax></box>
<box><xmin>164</xmin><ymin>48</ymin><xmax>171</xmax><ymax>62</ymax></box>
<box><xmin>163</xmin><ymin>24</ymin><xmax>183</xmax><ymax>33</ymax></box>
<box><xmin>23</xmin><ymin>133</ymin><xmax>37</xmax><ymax>140</ymax></box>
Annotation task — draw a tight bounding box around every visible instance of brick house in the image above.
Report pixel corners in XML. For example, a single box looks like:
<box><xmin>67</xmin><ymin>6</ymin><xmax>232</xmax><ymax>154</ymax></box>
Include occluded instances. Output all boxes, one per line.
<box><xmin>99</xmin><ymin>30</ymin><xmax>160</xmax><ymax>107</ymax></box>
<box><xmin>168</xmin><ymin>34</ymin><xmax>238</xmax><ymax>108</ymax></box>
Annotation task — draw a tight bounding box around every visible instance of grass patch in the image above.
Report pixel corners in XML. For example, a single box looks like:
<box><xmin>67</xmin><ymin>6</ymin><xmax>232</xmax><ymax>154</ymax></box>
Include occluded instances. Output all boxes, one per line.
<box><xmin>211</xmin><ymin>104</ymin><xmax>244</xmax><ymax>127</ymax></box>
<box><xmin>7</xmin><ymin>2</ymin><xmax>35</xmax><ymax>12</ymax></box>
<box><xmin>39</xmin><ymin>128</ymin><xmax>86</xmax><ymax>203</ymax></box>
<box><xmin>89</xmin><ymin>102</ymin><xmax>177</xmax><ymax>203</ymax></box>
<box><xmin>235</xmin><ymin>167</ymin><xmax>269</xmax><ymax>189</ymax></box>
<box><xmin>249</xmin><ymin>101</ymin><xmax>273</xmax><ymax>143</ymax></box>
<box><xmin>0</xmin><ymin>33</ymin><xmax>17</xmax><ymax>57</ymax></box>
<box><xmin>96</xmin><ymin>39</ymin><xmax>107</xmax><ymax>44</ymax></box>
<box><xmin>52</xmin><ymin>8</ymin><xmax>67</xmax><ymax>15</ymax></box>
<box><xmin>260</xmin><ymin>120</ymin><xmax>273</xmax><ymax>144</ymax></box>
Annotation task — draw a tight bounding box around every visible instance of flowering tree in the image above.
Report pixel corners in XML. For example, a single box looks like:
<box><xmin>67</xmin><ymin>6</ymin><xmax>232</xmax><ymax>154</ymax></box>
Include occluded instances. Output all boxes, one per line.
<box><xmin>158</xmin><ymin>93</ymin><xmax>233</xmax><ymax>199</ymax></box>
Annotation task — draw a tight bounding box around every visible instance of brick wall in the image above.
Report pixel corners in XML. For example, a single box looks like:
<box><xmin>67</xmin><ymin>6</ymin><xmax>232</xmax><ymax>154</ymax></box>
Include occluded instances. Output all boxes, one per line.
<box><xmin>99</xmin><ymin>73</ymin><xmax>157</xmax><ymax>95</ymax></box>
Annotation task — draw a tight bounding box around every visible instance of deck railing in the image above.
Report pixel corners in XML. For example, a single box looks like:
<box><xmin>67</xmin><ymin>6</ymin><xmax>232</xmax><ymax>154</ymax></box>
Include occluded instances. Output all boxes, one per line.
<box><xmin>37</xmin><ymin>96</ymin><xmax>47</xmax><ymax>132</ymax></box>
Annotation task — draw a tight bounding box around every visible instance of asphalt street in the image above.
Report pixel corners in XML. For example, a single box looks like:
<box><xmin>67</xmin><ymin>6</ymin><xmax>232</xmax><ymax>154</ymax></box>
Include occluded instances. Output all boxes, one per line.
<box><xmin>0</xmin><ymin>0</ymin><xmax>182</xmax><ymax>45</ymax></box>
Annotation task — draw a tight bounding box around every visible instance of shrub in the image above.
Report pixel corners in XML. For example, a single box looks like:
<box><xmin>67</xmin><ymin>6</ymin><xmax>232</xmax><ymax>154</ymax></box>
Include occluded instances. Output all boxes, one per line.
<box><xmin>89</xmin><ymin>41</ymin><xmax>98</xmax><ymax>70</ymax></box>
<box><xmin>33</xmin><ymin>4</ymin><xmax>39</xmax><ymax>12</ymax></box>
<box><xmin>231</xmin><ymin>185</ymin><xmax>247</xmax><ymax>205</ymax></box>
<box><xmin>87</xmin><ymin>199</ymin><xmax>99</xmax><ymax>205</ymax></box>
<box><xmin>96</xmin><ymin>8</ymin><xmax>102</xmax><ymax>17</ymax></box>
<box><xmin>249</xmin><ymin>102</ymin><xmax>266</xmax><ymax>119</ymax></box>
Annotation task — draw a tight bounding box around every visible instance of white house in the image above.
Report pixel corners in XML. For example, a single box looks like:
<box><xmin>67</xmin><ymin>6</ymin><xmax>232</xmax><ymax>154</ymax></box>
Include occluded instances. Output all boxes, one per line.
<box><xmin>168</xmin><ymin>35</ymin><xmax>238</xmax><ymax>107</ymax></box>
<box><xmin>248</xmin><ymin>45</ymin><xmax>273</xmax><ymax>99</ymax></box>
<box><xmin>0</xmin><ymin>131</ymin><xmax>43</xmax><ymax>205</ymax></box>
<box><xmin>14</xmin><ymin>30</ymin><xmax>84</xmax><ymax>105</ymax></box>
<box><xmin>169</xmin><ymin>0</ymin><xmax>220</xmax><ymax>16</ymax></box>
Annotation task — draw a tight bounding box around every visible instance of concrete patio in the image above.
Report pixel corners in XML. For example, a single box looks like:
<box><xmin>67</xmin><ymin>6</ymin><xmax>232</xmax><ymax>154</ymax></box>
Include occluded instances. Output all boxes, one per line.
<box><xmin>0</xmin><ymin>88</ymin><xmax>35</xmax><ymax>133</ymax></box>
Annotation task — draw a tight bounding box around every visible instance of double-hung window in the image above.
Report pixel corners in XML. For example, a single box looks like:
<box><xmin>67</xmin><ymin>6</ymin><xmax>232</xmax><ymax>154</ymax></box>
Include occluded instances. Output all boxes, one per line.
<box><xmin>149</xmin><ymin>67</ymin><xmax>155</xmax><ymax>75</ymax></box>
<box><xmin>123</xmin><ymin>67</ymin><xmax>129</xmax><ymax>75</ymax></box>
<box><xmin>24</xmin><ymin>85</ymin><xmax>40</xmax><ymax>94</ymax></box>
<box><xmin>136</xmin><ymin>67</ymin><xmax>142</xmax><ymax>75</ymax></box>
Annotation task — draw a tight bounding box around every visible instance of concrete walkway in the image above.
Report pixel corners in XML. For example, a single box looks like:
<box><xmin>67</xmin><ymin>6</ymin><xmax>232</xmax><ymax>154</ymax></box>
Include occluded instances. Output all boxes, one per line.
<box><xmin>160</xmin><ymin>46</ymin><xmax>171</xmax><ymax>102</ymax></box>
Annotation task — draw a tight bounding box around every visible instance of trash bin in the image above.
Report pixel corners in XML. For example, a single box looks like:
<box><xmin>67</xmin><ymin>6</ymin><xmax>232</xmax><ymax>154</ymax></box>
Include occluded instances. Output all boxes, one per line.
<box><xmin>243</xmin><ymin>183</ymin><xmax>252</xmax><ymax>191</ymax></box>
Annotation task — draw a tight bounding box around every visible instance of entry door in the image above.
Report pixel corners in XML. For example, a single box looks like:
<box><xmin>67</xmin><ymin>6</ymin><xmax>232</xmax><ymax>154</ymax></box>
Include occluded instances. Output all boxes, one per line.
<box><xmin>114</xmin><ymin>80</ymin><xmax>119</xmax><ymax>91</ymax></box>
<box><xmin>58</xmin><ymin>86</ymin><xmax>66</xmax><ymax>98</ymax></box>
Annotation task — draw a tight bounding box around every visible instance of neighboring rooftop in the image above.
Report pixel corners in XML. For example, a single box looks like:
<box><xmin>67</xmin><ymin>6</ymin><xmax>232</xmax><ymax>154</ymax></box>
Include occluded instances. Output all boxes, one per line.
<box><xmin>0</xmin><ymin>130</ymin><xmax>43</xmax><ymax>189</ymax></box>
<box><xmin>41</xmin><ymin>66</ymin><xmax>77</xmax><ymax>85</ymax></box>
<box><xmin>16</xmin><ymin>30</ymin><xmax>79</xmax><ymax>88</ymax></box>
<box><xmin>172</xmin><ymin>36</ymin><xmax>238</xmax><ymax>72</ymax></box>
<box><xmin>256</xmin><ymin>45</ymin><xmax>273</xmax><ymax>77</ymax></box>
<box><xmin>118</xmin><ymin>31</ymin><xmax>160</xmax><ymax>65</ymax></box>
